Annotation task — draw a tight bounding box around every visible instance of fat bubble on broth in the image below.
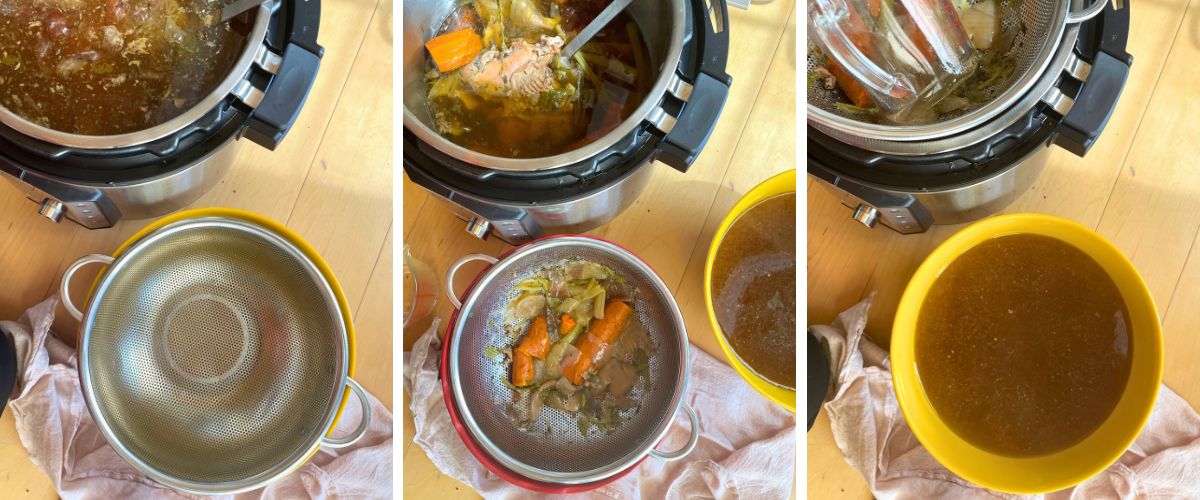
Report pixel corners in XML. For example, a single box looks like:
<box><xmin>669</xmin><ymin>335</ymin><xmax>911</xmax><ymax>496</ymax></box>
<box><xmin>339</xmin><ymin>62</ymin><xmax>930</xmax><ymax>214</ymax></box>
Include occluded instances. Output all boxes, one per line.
<box><xmin>916</xmin><ymin>233</ymin><xmax>1132</xmax><ymax>457</ymax></box>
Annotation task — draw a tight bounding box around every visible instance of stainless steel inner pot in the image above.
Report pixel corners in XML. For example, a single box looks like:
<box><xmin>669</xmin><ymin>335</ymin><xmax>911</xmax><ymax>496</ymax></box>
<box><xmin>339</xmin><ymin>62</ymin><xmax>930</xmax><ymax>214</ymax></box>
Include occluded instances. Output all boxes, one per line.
<box><xmin>402</xmin><ymin>0</ymin><xmax>685</xmax><ymax>171</ymax></box>
<box><xmin>807</xmin><ymin>0</ymin><xmax>1100</xmax><ymax>145</ymax></box>
<box><xmin>61</xmin><ymin>216</ymin><xmax>369</xmax><ymax>495</ymax></box>
<box><xmin>0</xmin><ymin>5</ymin><xmax>271</xmax><ymax>150</ymax></box>
<box><xmin>445</xmin><ymin>236</ymin><xmax>698</xmax><ymax>484</ymax></box>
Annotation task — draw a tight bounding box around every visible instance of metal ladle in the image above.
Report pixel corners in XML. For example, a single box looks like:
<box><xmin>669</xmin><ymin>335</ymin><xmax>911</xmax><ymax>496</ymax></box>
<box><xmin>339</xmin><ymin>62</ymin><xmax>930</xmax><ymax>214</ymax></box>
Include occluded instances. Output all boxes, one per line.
<box><xmin>561</xmin><ymin>0</ymin><xmax>635</xmax><ymax>59</ymax></box>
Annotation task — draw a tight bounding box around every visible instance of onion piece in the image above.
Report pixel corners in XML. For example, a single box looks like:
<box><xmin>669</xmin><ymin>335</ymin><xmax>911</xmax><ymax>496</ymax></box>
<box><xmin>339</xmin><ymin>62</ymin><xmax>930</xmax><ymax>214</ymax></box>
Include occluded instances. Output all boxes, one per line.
<box><xmin>525</xmin><ymin>380</ymin><xmax>556</xmax><ymax>423</ymax></box>
<box><xmin>513</xmin><ymin>293</ymin><xmax>546</xmax><ymax>319</ymax></box>
<box><xmin>959</xmin><ymin>0</ymin><xmax>998</xmax><ymax>50</ymax></box>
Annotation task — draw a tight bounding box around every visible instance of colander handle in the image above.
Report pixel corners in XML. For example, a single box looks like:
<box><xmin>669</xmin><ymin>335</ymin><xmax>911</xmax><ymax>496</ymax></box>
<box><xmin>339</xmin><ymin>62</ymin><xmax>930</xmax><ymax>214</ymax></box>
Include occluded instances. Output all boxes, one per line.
<box><xmin>649</xmin><ymin>402</ymin><xmax>700</xmax><ymax>461</ymax></box>
<box><xmin>61</xmin><ymin>254</ymin><xmax>115</xmax><ymax>321</ymax></box>
<box><xmin>445</xmin><ymin>254</ymin><xmax>499</xmax><ymax>309</ymax></box>
<box><xmin>322</xmin><ymin>378</ymin><xmax>372</xmax><ymax>449</ymax></box>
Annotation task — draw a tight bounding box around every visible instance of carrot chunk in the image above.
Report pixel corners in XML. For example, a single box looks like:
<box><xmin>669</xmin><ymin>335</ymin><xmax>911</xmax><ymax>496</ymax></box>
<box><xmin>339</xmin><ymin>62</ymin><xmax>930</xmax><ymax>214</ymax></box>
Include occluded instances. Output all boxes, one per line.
<box><xmin>512</xmin><ymin>350</ymin><xmax>535</xmax><ymax>387</ymax></box>
<box><xmin>560</xmin><ymin>314</ymin><xmax>577</xmax><ymax>334</ymax></box>
<box><xmin>562</xmin><ymin>301</ymin><xmax>633</xmax><ymax>384</ymax></box>
<box><xmin>425</xmin><ymin>29</ymin><xmax>483</xmax><ymax>73</ymax></box>
<box><xmin>516</xmin><ymin>316</ymin><xmax>551</xmax><ymax>360</ymax></box>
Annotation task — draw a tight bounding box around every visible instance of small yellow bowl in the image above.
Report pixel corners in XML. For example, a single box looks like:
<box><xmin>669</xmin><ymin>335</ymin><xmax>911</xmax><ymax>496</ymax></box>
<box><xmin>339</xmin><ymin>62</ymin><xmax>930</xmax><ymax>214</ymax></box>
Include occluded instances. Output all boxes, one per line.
<box><xmin>892</xmin><ymin>213</ymin><xmax>1162</xmax><ymax>494</ymax></box>
<box><xmin>704</xmin><ymin>169</ymin><xmax>796</xmax><ymax>412</ymax></box>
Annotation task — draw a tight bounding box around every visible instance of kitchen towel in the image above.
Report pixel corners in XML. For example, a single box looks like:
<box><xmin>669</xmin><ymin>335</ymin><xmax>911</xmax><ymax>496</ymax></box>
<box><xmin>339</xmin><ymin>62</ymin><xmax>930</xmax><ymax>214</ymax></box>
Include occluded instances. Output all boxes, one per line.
<box><xmin>812</xmin><ymin>295</ymin><xmax>1200</xmax><ymax>499</ymax></box>
<box><xmin>2</xmin><ymin>295</ymin><xmax>394</xmax><ymax>499</ymax></box>
<box><xmin>405</xmin><ymin>318</ymin><xmax>797</xmax><ymax>499</ymax></box>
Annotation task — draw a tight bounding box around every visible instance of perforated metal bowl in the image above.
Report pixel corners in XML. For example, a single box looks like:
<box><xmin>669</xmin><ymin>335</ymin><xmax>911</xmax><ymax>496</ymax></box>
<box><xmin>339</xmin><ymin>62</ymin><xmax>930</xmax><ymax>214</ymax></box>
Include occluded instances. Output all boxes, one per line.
<box><xmin>60</xmin><ymin>210</ymin><xmax>370</xmax><ymax>495</ymax></box>
<box><xmin>440</xmin><ymin>235</ymin><xmax>699</xmax><ymax>491</ymax></box>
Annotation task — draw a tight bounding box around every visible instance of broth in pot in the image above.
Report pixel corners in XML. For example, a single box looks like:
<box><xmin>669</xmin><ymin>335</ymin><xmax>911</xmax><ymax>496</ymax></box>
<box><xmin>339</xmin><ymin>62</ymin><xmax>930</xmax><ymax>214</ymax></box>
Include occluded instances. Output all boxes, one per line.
<box><xmin>0</xmin><ymin>0</ymin><xmax>252</xmax><ymax>136</ymax></box>
<box><xmin>423</xmin><ymin>0</ymin><xmax>652</xmax><ymax>158</ymax></box>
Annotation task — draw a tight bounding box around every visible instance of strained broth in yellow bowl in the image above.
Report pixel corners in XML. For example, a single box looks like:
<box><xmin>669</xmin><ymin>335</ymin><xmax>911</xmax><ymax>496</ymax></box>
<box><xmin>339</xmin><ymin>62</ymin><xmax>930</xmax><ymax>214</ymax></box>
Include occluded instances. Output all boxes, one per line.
<box><xmin>916</xmin><ymin>233</ymin><xmax>1132</xmax><ymax>457</ymax></box>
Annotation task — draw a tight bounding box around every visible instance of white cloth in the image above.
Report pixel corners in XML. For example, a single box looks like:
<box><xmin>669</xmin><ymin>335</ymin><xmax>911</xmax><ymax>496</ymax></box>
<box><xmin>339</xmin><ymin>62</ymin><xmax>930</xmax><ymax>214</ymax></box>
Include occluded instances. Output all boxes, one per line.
<box><xmin>405</xmin><ymin>318</ymin><xmax>797</xmax><ymax>499</ymax></box>
<box><xmin>811</xmin><ymin>295</ymin><xmax>1200</xmax><ymax>499</ymax></box>
<box><xmin>2</xmin><ymin>295</ymin><xmax>394</xmax><ymax>499</ymax></box>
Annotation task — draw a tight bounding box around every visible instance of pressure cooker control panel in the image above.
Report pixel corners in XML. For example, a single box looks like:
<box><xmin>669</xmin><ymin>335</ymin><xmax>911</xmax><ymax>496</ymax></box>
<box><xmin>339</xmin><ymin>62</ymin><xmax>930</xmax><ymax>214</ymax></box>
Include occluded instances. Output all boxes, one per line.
<box><xmin>439</xmin><ymin>192</ymin><xmax>542</xmax><ymax>245</ymax></box>
<box><xmin>0</xmin><ymin>165</ymin><xmax>116</xmax><ymax>229</ymax></box>
<box><xmin>809</xmin><ymin>167</ymin><xmax>933</xmax><ymax>235</ymax></box>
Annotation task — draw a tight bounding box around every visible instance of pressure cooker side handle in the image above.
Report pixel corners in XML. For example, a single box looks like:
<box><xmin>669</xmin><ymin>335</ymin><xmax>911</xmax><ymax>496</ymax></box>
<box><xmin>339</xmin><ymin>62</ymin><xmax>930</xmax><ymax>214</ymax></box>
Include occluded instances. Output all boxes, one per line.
<box><xmin>1053</xmin><ymin>50</ymin><xmax>1129</xmax><ymax>157</ymax></box>
<box><xmin>660</xmin><ymin>73</ymin><xmax>731</xmax><ymax>172</ymax></box>
<box><xmin>1056</xmin><ymin>0</ymin><xmax>1128</xmax><ymax>157</ymax></box>
<box><xmin>695</xmin><ymin>0</ymin><xmax>732</xmax><ymax>78</ymax></box>
<box><xmin>658</xmin><ymin>0</ymin><xmax>733</xmax><ymax>172</ymax></box>
<box><xmin>244</xmin><ymin>42</ymin><xmax>324</xmax><ymax>151</ymax></box>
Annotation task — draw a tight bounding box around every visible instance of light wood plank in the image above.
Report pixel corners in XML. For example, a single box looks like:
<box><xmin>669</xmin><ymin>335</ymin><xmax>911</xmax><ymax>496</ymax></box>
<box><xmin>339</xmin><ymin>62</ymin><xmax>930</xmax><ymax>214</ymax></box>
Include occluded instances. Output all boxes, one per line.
<box><xmin>1132</xmin><ymin>0</ymin><xmax>1200</xmax><ymax>410</ymax></box>
<box><xmin>1093</xmin><ymin>0</ymin><xmax>1200</xmax><ymax>319</ymax></box>
<box><xmin>806</xmin><ymin>411</ymin><xmax>870</xmax><ymax>499</ymax></box>
<box><xmin>355</xmin><ymin>226</ymin><xmax>394</xmax><ymax>409</ymax></box>
<box><xmin>0</xmin><ymin>185</ymin><xmax>79</xmax><ymax>323</ymax></box>
<box><xmin>0</xmin><ymin>411</ymin><xmax>55</xmax><ymax>498</ymax></box>
<box><xmin>287</xmin><ymin>0</ymin><xmax>394</xmax><ymax>311</ymax></box>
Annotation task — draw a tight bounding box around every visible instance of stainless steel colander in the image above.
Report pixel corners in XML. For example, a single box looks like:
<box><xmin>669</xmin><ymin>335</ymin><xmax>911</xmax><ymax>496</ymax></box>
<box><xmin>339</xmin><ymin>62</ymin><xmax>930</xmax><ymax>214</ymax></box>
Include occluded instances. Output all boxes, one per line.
<box><xmin>808</xmin><ymin>0</ymin><xmax>1105</xmax><ymax>148</ymax></box>
<box><xmin>441</xmin><ymin>236</ymin><xmax>699</xmax><ymax>490</ymax></box>
<box><xmin>60</xmin><ymin>213</ymin><xmax>370</xmax><ymax>495</ymax></box>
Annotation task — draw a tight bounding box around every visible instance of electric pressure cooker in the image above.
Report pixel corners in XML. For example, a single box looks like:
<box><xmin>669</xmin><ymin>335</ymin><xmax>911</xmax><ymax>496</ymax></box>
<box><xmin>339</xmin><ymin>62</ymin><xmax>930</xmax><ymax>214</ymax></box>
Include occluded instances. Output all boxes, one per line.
<box><xmin>808</xmin><ymin>0</ymin><xmax>1130</xmax><ymax>234</ymax></box>
<box><xmin>0</xmin><ymin>0</ymin><xmax>323</xmax><ymax>229</ymax></box>
<box><xmin>403</xmin><ymin>0</ymin><xmax>733</xmax><ymax>245</ymax></box>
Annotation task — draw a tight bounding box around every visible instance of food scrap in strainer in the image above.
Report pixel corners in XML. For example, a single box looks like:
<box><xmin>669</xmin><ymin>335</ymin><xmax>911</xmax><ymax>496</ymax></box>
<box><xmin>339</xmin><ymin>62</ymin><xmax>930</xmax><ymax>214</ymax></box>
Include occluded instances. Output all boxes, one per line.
<box><xmin>497</xmin><ymin>260</ymin><xmax>653</xmax><ymax>435</ymax></box>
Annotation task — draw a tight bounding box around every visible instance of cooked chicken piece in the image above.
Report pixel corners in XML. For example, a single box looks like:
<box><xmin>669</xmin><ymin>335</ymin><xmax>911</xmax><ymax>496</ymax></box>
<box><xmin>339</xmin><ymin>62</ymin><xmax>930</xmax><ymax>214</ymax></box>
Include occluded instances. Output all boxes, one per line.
<box><xmin>460</xmin><ymin>35</ymin><xmax>565</xmax><ymax>104</ymax></box>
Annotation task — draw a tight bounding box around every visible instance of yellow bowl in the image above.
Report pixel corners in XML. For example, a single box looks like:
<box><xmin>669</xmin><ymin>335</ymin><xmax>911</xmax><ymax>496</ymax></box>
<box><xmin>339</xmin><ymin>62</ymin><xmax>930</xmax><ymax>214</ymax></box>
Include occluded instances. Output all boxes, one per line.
<box><xmin>704</xmin><ymin>169</ymin><xmax>797</xmax><ymax>412</ymax></box>
<box><xmin>892</xmin><ymin>213</ymin><xmax>1162</xmax><ymax>494</ymax></box>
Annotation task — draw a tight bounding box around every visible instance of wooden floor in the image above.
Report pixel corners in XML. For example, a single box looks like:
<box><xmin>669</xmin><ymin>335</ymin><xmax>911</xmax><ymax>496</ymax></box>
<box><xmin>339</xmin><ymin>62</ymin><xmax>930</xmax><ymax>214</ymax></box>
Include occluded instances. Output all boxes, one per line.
<box><xmin>0</xmin><ymin>0</ymin><xmax>393</xmax><ymax>496</ymax></box>
<box><xmin>401</xmin><ymin>1</ymin><xmax>798</xmax><ymax>496</ymax></box>
<box><xmin>808</xmin><ymin>0</ymin><xmax>1200</xmax><ymax>496</ymax></box>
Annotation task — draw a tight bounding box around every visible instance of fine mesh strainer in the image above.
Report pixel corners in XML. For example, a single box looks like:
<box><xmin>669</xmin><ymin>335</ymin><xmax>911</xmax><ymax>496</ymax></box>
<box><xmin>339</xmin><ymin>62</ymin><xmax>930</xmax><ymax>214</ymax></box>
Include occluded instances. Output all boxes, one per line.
<box><xmin>808</xmin><ymin>0</ymin><xmax>1105</xmax><ymax>146</ymax></box>
<box><xmin>441</xmin><ymin>236</ymin><xmax>698</xmax><ymax>491</ymax></box>
<box><xmin>61</xmin><ymin>212</ymin><xmax>370</xmax><ymax>495</ymax></box>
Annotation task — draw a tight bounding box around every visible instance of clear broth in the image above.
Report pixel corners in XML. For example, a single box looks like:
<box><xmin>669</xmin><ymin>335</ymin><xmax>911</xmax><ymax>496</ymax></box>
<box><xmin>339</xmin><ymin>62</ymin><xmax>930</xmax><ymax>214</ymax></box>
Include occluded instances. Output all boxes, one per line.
<box><xmin>711</xmin><ymin>193</ymin><xmax>797</xmax><ymax>388</ymax></box>
<box><xmin>916</xmin><ymin>233</ymin><xmax>1132</xmax><ymax>457</ymax></box>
